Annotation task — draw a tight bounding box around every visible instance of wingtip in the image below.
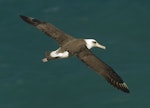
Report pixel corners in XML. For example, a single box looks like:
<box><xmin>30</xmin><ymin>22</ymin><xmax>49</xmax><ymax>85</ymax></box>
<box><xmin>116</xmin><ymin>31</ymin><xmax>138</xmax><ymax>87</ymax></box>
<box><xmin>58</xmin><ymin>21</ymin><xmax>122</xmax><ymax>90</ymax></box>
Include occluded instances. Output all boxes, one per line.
<box><xmin>108</xmin><ymin>78</ymin><xmax>130</xmax><ymax>93</ymax></box>
<box><xmin>121</xmin><ymin>82</ymin><xmax>130</xmax><ymax>93</ymax></box>
<box><xmin>19</xmin><ymin>15</ymin><xmax>25</xmax><ymax>18</ymax></box>
<box><xmin>115</xmin><ymin>82</ymin><xmax>130</xmax><ymax>93</ymax></box>
<box><xmin>19</xmin><ymin>15</ymin><xmax>42</xmax><ymax>26</ymax></box>
<box><xmin>19</xmin><ymin>15</ymin><xmax>29</xmax><ymax>21</ymax></box>
<box><xmin>19</xmin><ymin>15</ymin><xmax>32</xmax><ymax>24</ymax></box>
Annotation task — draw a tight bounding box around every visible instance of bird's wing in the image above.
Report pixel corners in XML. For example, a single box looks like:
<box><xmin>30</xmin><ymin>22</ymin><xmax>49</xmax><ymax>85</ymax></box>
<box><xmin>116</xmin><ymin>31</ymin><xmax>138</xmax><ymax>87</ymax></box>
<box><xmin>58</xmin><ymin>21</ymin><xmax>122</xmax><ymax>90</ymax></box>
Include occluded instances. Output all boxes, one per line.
<box><xmin>20</xmin><ymin>15</ymin><xmax>74</xmax><ymax>46</ymax></box>
<box><xmin>77</xmin><ymin>47</ymin><xmax>129</xmax><ymax>93</ymax></box>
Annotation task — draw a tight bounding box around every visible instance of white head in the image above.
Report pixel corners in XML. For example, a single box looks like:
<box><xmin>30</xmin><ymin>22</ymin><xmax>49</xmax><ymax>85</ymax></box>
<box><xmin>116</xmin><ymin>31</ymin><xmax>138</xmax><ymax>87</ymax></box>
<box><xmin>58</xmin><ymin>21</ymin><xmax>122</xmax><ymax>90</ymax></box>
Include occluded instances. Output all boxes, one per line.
<box><xmin>84</xmin><ymin>39</ymin><xmax>106</xmax><ymax>49</ymax></box>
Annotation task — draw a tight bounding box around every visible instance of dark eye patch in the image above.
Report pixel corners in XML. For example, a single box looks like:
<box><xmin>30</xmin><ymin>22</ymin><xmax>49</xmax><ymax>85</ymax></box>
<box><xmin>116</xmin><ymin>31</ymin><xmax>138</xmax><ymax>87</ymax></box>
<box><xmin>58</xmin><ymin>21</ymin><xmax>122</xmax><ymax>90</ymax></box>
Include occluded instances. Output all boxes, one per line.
<box><xmin>92</xmin><ymin>41</ymin><xmax>97</xmax><ymax>44</ymax></box>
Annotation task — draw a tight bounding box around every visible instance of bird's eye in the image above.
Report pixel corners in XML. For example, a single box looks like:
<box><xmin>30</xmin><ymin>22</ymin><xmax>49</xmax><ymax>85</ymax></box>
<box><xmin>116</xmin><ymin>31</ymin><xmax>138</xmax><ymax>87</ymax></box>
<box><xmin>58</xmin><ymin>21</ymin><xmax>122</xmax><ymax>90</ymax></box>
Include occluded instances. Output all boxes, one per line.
<box><xmin>92</xmin><ymin>41</ymin><xmax>97</xmax><ymax>44</ymax></box>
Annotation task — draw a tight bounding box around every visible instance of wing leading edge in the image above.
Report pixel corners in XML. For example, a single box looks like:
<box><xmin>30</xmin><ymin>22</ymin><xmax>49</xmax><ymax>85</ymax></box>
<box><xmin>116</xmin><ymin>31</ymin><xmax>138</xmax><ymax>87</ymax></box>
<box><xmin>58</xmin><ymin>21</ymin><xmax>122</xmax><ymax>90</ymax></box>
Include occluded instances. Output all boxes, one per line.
<box><xmin>20</xmin><ymin>15</ymin><xmax>74</xmax><ymax>46</ymax></box>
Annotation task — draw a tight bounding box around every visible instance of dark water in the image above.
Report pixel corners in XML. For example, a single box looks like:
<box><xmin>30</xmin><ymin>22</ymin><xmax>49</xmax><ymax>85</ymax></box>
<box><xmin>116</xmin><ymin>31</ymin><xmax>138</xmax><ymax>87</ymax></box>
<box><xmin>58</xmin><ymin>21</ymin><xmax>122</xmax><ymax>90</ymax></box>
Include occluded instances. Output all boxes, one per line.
<box><xmin>0</xmin><ymin>0</ymin><xmax>150</xmax><ymax>108</ymax></box>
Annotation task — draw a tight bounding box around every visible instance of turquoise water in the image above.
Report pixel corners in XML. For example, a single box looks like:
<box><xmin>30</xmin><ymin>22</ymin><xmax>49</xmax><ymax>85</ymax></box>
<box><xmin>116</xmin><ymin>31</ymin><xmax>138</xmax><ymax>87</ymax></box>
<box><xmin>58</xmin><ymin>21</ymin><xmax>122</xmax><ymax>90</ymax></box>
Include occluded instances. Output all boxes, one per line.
<box><xmin>0</xmin><ymin>0</ymin><xmax>150</xmax><ymax>108</ymax></box>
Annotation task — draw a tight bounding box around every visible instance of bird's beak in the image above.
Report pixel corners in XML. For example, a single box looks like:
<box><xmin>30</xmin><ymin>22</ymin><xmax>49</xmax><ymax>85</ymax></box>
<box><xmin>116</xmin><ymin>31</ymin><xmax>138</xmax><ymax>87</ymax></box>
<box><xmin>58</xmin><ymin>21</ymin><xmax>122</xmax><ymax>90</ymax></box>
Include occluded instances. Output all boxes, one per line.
<box><xmin>96</xmin><ymin>43</ymin><xmax>106</xmax><ymax>50</ymax></box>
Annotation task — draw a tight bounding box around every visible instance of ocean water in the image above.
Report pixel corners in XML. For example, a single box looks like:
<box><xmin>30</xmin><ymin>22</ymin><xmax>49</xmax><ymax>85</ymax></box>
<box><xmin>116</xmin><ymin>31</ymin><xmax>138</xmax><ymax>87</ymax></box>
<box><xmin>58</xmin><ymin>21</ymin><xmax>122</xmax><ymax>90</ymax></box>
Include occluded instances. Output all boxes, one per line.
<box><xmin>0</xmin><ymin>0</ymin><xmax>150</xmax><ymax>108</ymax></box>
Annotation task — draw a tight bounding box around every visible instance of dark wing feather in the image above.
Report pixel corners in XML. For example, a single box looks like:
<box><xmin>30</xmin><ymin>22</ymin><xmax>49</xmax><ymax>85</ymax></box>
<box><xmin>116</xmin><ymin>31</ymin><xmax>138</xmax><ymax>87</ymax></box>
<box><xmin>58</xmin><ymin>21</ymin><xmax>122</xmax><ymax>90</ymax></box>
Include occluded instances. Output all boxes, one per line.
<box><xmin>20</xmin><ymin>15</ymin><xmax>74</xmax><ymax>46</ymax></box>
<box><xmin>77</xmin><ymin>47</ymin><xmax>130</xmax><ymax>93</ymax></box>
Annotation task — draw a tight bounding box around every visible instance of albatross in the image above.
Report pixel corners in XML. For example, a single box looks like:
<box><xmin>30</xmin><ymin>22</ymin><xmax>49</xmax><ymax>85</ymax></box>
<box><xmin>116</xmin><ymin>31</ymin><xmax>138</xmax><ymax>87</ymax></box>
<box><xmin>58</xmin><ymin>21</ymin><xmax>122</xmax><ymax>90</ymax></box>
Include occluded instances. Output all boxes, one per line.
<box><xmin>20</xmin><ymin>15</ymin><xmax>130</xmax><ymax>93</ymax></box>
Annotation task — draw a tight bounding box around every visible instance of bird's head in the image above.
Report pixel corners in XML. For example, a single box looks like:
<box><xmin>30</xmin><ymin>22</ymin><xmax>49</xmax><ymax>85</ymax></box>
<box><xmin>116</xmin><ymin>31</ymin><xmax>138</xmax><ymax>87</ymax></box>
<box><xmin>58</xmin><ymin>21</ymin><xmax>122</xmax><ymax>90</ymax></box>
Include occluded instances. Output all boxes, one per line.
<box><xmin>84</xmin><ymin>39</ymin><xmax>106</xmax><ymax>49</ymax></box>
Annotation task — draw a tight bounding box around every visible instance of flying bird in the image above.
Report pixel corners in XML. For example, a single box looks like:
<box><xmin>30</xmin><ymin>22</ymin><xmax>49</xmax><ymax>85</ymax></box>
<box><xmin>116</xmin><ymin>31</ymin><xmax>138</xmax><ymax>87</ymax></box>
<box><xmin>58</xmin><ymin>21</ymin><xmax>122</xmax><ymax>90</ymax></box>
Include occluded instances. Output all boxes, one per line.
<box><xmin>20</xmin><ymin>15</ymin><xmax>130</xmax><ymax>93</ymax></box>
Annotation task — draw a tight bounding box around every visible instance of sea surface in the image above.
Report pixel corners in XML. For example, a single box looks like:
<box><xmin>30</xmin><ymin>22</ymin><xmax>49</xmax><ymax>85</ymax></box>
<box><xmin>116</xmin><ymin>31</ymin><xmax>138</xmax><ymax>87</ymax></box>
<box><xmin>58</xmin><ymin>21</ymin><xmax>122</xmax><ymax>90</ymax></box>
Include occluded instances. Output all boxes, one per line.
<box><xmin>0</xmin><ymin>0</ymin><xmax>150</xmax><ymax>108</ymax></box>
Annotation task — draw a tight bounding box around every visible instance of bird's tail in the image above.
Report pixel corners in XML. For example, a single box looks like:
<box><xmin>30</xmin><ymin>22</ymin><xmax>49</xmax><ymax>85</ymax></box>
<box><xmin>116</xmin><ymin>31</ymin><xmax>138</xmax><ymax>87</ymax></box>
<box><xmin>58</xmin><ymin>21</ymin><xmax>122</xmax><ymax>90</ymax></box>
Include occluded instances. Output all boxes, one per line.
<box><xmin>42</xmin><ymin>51</ymin><xmax>59</xmax><ymax>62</ymax></box>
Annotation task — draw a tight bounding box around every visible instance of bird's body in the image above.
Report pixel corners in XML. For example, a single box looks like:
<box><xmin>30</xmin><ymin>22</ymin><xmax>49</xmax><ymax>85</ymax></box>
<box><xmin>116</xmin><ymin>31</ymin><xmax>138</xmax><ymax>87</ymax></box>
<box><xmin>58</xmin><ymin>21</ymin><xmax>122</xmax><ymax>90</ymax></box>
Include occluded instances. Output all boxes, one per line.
<box><xmin>20</xmin><ymin>15</ymin><xmax>130</xmax><ymax>93</ymax></box>
<box><xmin>43</xmin><ymin>39</ymin><xmax>85</xmax><ymax>61</ymax></box>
